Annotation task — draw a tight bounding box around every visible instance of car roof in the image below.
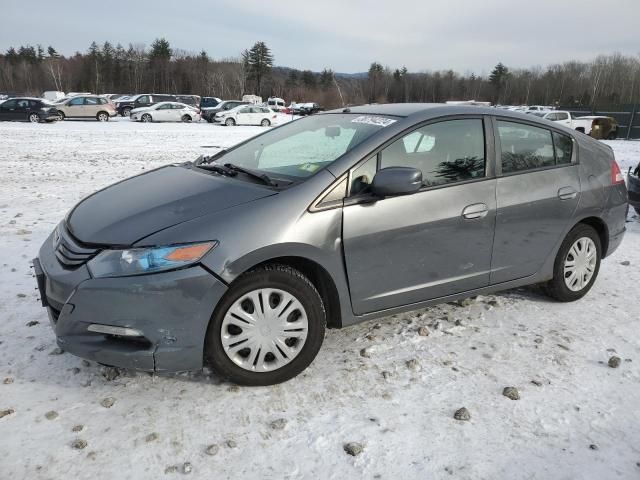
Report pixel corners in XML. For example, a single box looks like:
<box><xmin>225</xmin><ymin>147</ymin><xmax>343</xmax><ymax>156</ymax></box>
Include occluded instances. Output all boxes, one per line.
<box><xmin>10</xmin><ymin>97</ymin><xmax>44</xmax><ymax>101</ymax></box>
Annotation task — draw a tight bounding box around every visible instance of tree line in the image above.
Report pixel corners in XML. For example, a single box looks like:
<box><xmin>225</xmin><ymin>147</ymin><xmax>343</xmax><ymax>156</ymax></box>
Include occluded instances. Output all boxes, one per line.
<box><xmin>1</xmin><ymin>38</ymin><xmax>639</xmax><ymax>109</ymax></box>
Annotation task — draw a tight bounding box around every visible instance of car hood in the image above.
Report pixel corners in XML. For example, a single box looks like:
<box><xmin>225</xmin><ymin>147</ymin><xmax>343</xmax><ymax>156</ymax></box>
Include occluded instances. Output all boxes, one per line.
<box><xmin>67</xmin><ymin>165</ymin><xmax>276</xmax><ymax>246</ymax></box>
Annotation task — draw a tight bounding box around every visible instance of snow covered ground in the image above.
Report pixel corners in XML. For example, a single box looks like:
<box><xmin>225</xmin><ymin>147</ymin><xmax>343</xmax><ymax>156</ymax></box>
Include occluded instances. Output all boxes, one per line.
<box><xmin>0</xmin><ymin>120</ymin><xmax>639</xmax><ymax>479</ymax></box>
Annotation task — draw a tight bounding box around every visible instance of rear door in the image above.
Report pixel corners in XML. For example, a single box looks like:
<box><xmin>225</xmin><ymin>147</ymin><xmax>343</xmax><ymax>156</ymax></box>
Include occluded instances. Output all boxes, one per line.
<box><xmin>83</xmin><ymin>96</ymin><xmax>99</xmax><ymax>117</ymax></box>
<box><xmin>491</xmin><ymin>118</ymin><xmax>580</xmax><ymax>283</ymax></box>
<box><xmin>342</xmin><ymin>117</ymin><xmax>497</xmax><ymax>314</ymax></box>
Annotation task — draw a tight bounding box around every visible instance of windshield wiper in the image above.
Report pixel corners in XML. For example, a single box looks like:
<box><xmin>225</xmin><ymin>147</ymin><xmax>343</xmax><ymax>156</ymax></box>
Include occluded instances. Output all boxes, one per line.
<box><xmin>224</xmin><ymin>163</ymin><xmax>278</xmax><ymax>187</ymax></box>
<box><xmin>197</xmin><ymin>163</ymin><xmax>236</xmax><ymax>177</ymax></box>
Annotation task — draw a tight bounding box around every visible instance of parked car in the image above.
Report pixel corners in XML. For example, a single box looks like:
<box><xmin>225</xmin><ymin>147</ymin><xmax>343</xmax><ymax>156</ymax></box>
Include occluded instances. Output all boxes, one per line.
<box><xmin>299</xmin><ymin>102</ymin><xmax>324</xmax><ymax>115</ymax></box>
<box><xmin>0</xmin><ymin>97</ymin><xmax>60</xmax><ymax>122</ymax></box>
<box><xmin>200</xmin><ymin>97</ymin><xmax>222</xmax><ymax>110</ymax></box>
<box><xmin>56</xmin><ymin>95</ymin><xmax>117</xmax><ymax>121</ymax></box>
<box><xmin>175</xmin><ymin>95</ymin><xmax>201</xmax><ymax>107</ymax></box>
<box><xmin>267</xmin><ymin>97</ymin><xmax>286</xmax><ymax>111</ymax></box>
<box><xmin>103</xmin><ymin>93</ymin><xmax>131</xmax><ymax>101</ymax></box>
<box><xmin>202</xmin><ymin>100</ymin><xmax>249</xmax><ymax>123</ymax></box>
<box><xmin>627</xmin><ymin>162</ymin><xmax>640</xmax><ymax>215</ymax></box>
<box><xmin>34</xmin><ymin>104</ymin><xmax>627</xmax><ymax>386</ymax></box>
<box><xmin>130</xmin><ymin>102</ymin><xmax>200</xmax><ymax>123</ymax></box>
<box><xmin>526</xmin><ymin>105</ymin><xmax>554</xmax><ymax>113</ymax></box>
<box><xmin>214</xmin><ymin>105</ymin><xmax>277</xmax><ymax>126</ymax></box>
<box><xmin>580</xmin><ymin>116</ymin><xmax>618</xmax><ymax>139</ymax></box>
<box><xmin>115</xmin><ymin>94</ymin><xmax>177</xmax><ymax>117</ymax></box>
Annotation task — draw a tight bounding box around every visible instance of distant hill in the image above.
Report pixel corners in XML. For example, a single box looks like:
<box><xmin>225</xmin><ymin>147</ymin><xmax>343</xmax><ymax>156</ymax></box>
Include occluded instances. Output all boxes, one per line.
<box><xmin>274</xmin><ymin>66</ymin><xmax>367</xmax><ymax>79</ymax></box>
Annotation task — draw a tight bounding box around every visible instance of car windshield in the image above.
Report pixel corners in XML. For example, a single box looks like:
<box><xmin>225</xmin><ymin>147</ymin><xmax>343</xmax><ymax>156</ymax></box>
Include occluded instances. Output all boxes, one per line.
<box><xmin>210</xmin><ymin>113</ymin><xmax>398</xmax><ymax>180</ymax></box>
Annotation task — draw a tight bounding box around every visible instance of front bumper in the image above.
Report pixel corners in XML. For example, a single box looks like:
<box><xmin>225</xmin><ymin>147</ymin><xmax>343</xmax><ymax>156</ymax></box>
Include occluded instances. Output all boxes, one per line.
<box><xmin>35</xmin><ymin>231</ymin><xmax>227</xmax><ymax>372</ymax></box>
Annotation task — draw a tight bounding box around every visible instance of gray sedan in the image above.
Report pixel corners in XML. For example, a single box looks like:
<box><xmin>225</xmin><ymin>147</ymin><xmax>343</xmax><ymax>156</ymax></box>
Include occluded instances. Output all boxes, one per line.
<box><xmin>34</xmin><ymin>103</ymin><xmax>628</xmax><ymax>385</ymax></box>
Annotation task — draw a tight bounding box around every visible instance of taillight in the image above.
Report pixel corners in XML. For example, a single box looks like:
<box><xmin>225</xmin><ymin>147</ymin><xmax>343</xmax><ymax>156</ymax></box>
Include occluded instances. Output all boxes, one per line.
<box><xmin>611</xmin><ymin>160</ymin><xmax>624</xmax><ymax>185</ymax></box>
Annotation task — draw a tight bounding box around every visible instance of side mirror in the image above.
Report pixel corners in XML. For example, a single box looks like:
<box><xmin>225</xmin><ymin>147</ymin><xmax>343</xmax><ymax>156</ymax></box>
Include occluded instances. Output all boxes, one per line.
<box><xmin>371</xmin><ymin>167</ymin><xmax>422</xmax><ymax>197</ymax></box>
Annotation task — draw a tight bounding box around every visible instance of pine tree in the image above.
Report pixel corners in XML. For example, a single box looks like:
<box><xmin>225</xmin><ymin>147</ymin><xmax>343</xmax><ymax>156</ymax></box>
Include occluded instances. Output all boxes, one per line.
<box><xmin>301</xmin><ymin>70</ymin><xmax>316</xmax><ymax>88</ymax></box>
<box><xmin>245</xmin><ymin>41</ymin><xmax>273</xmax><ymax>94</ymax></box>
<box><xmin>489</xmin><ymin>62</ymin><xmax>509</xmax><ymax>102</ymax></box>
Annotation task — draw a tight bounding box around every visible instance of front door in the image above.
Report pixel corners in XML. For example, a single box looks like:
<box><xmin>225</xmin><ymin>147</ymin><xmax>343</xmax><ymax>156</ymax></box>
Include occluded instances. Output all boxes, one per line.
<box><xmin>491</xmin><ymin>119</ymin><xmax>580</xmax><ymax>283</ymax></box>
<box><xmin>0</xmin><ymin>99</ymin><xmax>19</xmax><ymax>120</ymax></box>
<box><xmin>342</xmin><ymin>117</ymin><xmax>496</xmax><ymax>315</ymax></box>
<box><xmin>66</xmin><ymin>97</ymin><xmax>85</xmax><ymax>117</ymax></box>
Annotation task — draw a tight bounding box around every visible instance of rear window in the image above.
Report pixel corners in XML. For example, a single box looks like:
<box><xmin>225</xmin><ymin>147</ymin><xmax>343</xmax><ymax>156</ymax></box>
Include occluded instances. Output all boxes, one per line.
<box><xmin>498</xmin><ymin>121</ymin><xmax>573</xmax><ymax>173</ymax></box>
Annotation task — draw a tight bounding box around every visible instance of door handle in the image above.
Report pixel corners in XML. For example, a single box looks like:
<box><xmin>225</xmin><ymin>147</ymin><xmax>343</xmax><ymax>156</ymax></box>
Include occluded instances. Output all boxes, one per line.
<box><xmin>462</xmin><ymin>203</ymin><xmax>489</xmax><ymax>219</ymax></box>
<box><xmin>558</xmin><ymin>186</ymin><xmax>577</xmax><ymax>200</ymax></box>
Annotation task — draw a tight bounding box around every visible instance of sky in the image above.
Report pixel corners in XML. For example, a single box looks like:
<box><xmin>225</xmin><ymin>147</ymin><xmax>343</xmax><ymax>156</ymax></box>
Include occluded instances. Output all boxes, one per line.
<box><xmin>1</xmin><ymin>0</ymin><xmax>638</xmax><ymax>74</ymax></box>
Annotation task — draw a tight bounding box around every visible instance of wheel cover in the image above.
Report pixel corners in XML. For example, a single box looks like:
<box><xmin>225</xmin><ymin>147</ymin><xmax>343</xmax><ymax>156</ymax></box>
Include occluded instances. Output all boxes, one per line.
<box><xmin>563</xmin><ymin>237</ymin><xmax>597</xmax><ymax>291</ymax></box>
<box><xmin>221</xmin><ymin>288</ymin><xmax>309</xmax><ymax>372</ymax></box>
<box><xmin>98</xmin><ymin>113</ymin><xmax>107</xmax><ymax>121</ymax></box>
<box><xmin>29</xmin><ymin>114</ymin><xmax>39</xmax><ymax>122</ymax></box>
<box><xmin>142</xmin><ymin>114</ymin><xmax>151</xmax><ymax>122</ymax></box>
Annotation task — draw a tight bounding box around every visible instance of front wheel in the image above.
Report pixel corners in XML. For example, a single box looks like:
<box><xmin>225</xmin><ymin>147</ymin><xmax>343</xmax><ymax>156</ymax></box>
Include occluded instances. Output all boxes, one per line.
<box><xmin>122</xmin><ymin>107</ymin><xmax>132</xmax><ymax>117</ymax></box>
<box><xmin>141</xmin><ymin>113</ymin><xmax>152</xmax><ymax>123</ymax></box>
<box><xmin>225</xmin><ymin>117</ymin><xmax>236</xmax><ymax>126</ymax></box>
<box><xmin>260</xmin><ymin>119</ymin><xmax>271</xmax><ymax>127</ymax></box>
<box><xmin>57</xmin><ymin>111</ymin><xmax>65</xmax><ymax>121</ymax></box>
<box><xmin>542</xmin><ymin>224</ymin><xmax>601</xmax><ymax>302</ymax></box>
<box><xmin>205</xmin><ymin>265</ymin><xmax>326</xmax><ymax>386</ymax></box>
<box><xmin>28</xmin><ymin>113</ymin><xmax>40</xmax><ymax>123</ymax></box>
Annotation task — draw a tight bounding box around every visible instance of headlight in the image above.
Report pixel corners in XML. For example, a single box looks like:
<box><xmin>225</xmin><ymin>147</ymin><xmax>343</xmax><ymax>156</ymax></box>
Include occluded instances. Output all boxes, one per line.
<box><xmin>87</xmin><ymin>242</ymin><xmax>216</xmax><ymax>278</ymax></box>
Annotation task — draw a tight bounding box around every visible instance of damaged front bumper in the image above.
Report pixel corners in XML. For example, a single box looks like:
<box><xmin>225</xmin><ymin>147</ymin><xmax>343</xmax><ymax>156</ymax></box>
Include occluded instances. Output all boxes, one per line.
<box><xmin>35</xmin><ymin>231</ymin><xmax>227</xmax><ymax>372</ymax></box>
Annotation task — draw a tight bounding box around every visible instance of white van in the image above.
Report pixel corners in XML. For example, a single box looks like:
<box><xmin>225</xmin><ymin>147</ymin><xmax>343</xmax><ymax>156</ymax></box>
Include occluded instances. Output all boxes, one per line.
<box><xmin>242</xmin><ymin>95</ymin><xmax>263</xmax><ymax>105</ymax></box>
<box><xmin>267</xmin><ymin>97</ymin><xmax>286</xmax><ymax>111</ymax></box>
<box><xmin>42</xmin><ymin>91</ymin><xmax>66</xmax><ymax>102</ymax></box>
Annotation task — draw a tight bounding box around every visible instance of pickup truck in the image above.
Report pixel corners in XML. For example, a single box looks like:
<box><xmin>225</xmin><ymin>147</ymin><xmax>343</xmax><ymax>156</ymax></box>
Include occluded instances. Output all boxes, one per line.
<box><xmin>534</xmin><ymin>111</ymin><xmax>618</xmax><ymax>138</ymax></box>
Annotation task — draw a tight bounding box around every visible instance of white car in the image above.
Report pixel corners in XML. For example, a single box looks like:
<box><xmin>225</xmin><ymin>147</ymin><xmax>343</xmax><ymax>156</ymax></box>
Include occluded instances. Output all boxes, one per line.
<box><xmin>214</xmin><ymin>105</ymin><xmax>277</xmax><ymax>126</ymax></box>
<box><xmin>130</xmin><ymin>102</ymin><xmax>200</xmax><ymax>123</ymax></box>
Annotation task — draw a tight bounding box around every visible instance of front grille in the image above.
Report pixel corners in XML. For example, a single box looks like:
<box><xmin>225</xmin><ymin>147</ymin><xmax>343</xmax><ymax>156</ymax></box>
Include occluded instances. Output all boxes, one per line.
<box><xmin>55</xmin><ymin>227</ymin><xmax>100</xmax><ymax>269</ymax></box>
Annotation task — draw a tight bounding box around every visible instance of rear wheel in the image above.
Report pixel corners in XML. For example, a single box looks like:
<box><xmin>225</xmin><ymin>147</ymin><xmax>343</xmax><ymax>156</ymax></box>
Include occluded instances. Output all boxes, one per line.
<box><xmin>225</xmin><ymin>117</ymin><xmax>236</xmax><ymax>126</ymax></box>
<box><xmin>181</xmin><ymin>114</ymin><xmax>192</xmax><ymax>123</ymax></box>
<box><xmin>28</xmin><ymin>113</ymin><xmax>40</xmax><ymax>123</ymax></box>
<box><xmin>97</xmin><ymin>112</ymin><xmax>109</xmax><ymax>122</ymax></box>
<box><xmin>141</xmin><ymin>113</ymin><xmax>152</xmax><ymax>123</ymax></box>
<box><xmin>261</xmin><ymin>119</ymin><xmax>271</xmax><ymax>127</ymax></box>
<box><xmin>205</xmin><ymin>265</ymin><xmax>326</xmax><ymax>386</ymax></box>
<box><xmin>543</xmin><ymin>224</ymin><xmax>601</xmax><ymax>302</ymax></box>
<box><xmin>57</xmin><ymin>111</ymin><xmax>65</xmax><ymax>121</ymax></box>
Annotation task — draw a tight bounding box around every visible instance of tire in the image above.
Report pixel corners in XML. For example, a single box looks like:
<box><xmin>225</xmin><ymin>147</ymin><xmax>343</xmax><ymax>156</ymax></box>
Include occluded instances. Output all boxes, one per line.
<box><xmin>141</xmin><ymin>114</ymin><xmax>152</xmax><ymax>123</ymax></box>
<box><xmin>205</xmin><ymin>115</ymin><xmax>213</xmax><ymax>123</ymax></box>
<box><xmin>181</xmin><ymin>114</ymin><xmax>192</xmax><ymax>123</ymax></box>
<box><xmin>28</xmin><ymin>113</ymin><xmax>40</xmax><ymax>123</ymax></box>
<box><xmin>225</xmin><ymin>117</ymin><xmax>236</xmax><ymax>126</ymax></box>
<box><xmin>260</xmin><ymin>119</ymin><xmax>271</xmax><ymax>127</ymax></box>
<box><xmin>205</xmin><ymin>264</ymin><xmax>326</xmax><ymax>386</ymax></box>
<box><xmin>97</xmin><ymin>111</ymin><xmax>109</xmax><ymax>122</ymax></box>
<box><xmin>57</xmin><ymin>111</ymin><xmax>65</xmax><ymax>121</ymax></box>
<box><xmin>542</xmin><ymin>223</ymin><xmax>601</xmax><ymax>302</ymax></box>
<box><xmin>122</xmin><ymin>107</ymin><xmax>132</xmax><ymax>117</ymax></box>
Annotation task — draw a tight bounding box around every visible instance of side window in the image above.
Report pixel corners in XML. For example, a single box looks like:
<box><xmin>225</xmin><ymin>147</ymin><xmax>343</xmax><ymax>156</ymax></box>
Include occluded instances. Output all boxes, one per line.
<box><xmin>85</xmin><ymin>97</ymin><xmax>98</xmax><ymax>105</ymax></box>
<box><xmin>497</xmin><ymin>121</ymin><xmax>555</xmax><ymax>173</ymax></box>
<box><xmin>553</xmin><ymin>131</ymin><xmax>573</xmax><ymax>165</ymax></box>
<box><xmin>239</xmin><ymin>107</ymin><xmax>251</xmax><ymax>114</ymax></box>
<box><xmin>157</xmin><ymin>104</ymin><xmax>170</xmax><ymax>110</ymax></box>
<box><xmin>1</xmin><ymin>99</ymin><xmax>17</xmax><ymax>108</ymax></box>
<box><xmin>137</xmin><ymin>95</ymin><xmax>150</xmax><ymax>104</ymax></box>
<box><xmin>349</xmin><ymin>156</ymin><xmax>377</xmax><ymax>196</ymax></box>
<box><xmin>224</xmin><ymin>103</ymin><xmax>235</xmax><ymax>110</ymax></box>
<box><xmin>546</xmin><ymin>113</ymin><xmax>558</xmax><ymax>121</ymax></box>
<box><xmin>556</xmin><ymin>112</ymin><xmax>569</xmax><ymax>121</ymax></box>
<box><xmin>69</xmin><ymin>97</ymin><xmax>84</xmax><ymax>106</ymax></box>
<box><xmin>380</xmin><ymin>119</ymin><xmax>485</xmax><ymax>187</ymax></box>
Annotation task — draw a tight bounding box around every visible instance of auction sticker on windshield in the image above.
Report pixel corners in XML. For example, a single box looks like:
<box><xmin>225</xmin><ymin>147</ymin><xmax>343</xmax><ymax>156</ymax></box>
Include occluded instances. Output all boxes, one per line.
<box><xmin>351</xmin><ymin>116</ymin><xmax>397</xmax><ymax>127</ymax></box>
